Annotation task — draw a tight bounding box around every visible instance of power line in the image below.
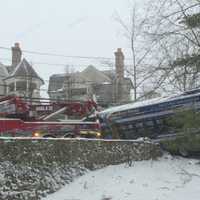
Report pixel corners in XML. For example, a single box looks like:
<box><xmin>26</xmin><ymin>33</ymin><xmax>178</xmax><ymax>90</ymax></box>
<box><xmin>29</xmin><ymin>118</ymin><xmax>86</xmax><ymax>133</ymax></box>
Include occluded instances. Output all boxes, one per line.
<box><xmin>0</xmin><ymin>57</ymin><xmax>115</xmax><ymax>69</ymax></box>
<box><xmin>0</xmin><ymin>57</ymin><xmax>134</xmax><ymax>69</ymax></box>
<box><xmin>0</xmin><ymin>46</ymin><xmax>123</xmax><ymax>61</ymax></box>
<box><xmin>0</xmin><ymin>57</ymin><xmax>68</xmax><ymax>67</ymax></box>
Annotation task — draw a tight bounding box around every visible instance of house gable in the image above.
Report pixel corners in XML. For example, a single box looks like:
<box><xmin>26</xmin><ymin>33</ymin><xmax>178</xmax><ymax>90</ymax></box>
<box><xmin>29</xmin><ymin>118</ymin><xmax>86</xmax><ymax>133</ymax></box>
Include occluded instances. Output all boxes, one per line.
<box><xmin>81</xmin><ymin>65</ymin><xmax>112</xmax><ymax>84</ymax></box>
<box><xmin>5</xmin><ymin>58</ymin><xmax>44</xmax><ymax>84</ymax></box>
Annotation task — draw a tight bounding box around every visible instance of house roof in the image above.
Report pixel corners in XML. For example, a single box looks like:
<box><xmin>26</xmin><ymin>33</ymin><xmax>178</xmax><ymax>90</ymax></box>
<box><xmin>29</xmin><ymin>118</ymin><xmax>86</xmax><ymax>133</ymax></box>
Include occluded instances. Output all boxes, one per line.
<box><xmin>4</xmin><ymin>58</ymin><xmax>44</xmax><ymax>84</ymax></box>
<box><xmin>81</xmin><ymin>65</ymin><xmax>112</xmax><ymax>83</ymax></box>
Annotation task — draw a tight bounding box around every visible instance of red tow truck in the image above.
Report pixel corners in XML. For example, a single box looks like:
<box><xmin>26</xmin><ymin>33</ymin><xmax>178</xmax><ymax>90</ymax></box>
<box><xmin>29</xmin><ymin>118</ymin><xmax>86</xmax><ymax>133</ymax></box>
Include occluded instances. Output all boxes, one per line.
<box><xmin>0</xmin><ymin>96</ymin><xmax>101</xmax><ymax>138</ymax></box>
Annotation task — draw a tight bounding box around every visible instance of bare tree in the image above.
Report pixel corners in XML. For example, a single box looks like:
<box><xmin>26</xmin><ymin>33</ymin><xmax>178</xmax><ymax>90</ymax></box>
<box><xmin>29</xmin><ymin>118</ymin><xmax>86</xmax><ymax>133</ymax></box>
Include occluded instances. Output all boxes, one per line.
<box><xmin>143</xmin><ymin>0</ymin><xmax>200</xmax><ymax>93</ymax></box>
<box><xmin>115</xmin><ymin>4</ymin><xmax>165</xmax><ymax>100</ymax></box>
<box><xmin>64</xmin><ymin>65</ymin><xmax>74</xmax><ymax>101</ymax></box>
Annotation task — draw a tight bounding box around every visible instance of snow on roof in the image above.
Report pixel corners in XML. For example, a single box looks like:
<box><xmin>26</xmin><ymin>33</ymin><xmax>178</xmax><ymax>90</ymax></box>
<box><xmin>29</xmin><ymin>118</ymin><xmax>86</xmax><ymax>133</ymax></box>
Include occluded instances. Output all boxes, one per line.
<box><xmin>100</xmin><ymin>96</ymin><xmax>166</xmax><ymax>115</ymax></box>
<box><xmin>102</xmin><ymin>82</ymin><xmax>111</xmax><ymax>85</ymax></box>
<box><xmin>99</xmin><ymin>89</ymin><xmax>200</xmax><ymax>115</ymax></box>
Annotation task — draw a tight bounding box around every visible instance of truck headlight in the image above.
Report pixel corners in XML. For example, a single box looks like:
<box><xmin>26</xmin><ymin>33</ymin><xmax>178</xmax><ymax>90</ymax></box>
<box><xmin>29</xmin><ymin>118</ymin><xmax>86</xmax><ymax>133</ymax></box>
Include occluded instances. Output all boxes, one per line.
<box><xmin>33</xmin><ymin>132</ymin><xmax>40</xmax><ymax>137</ymax></box>
<box><xmin>97</xmin><ymin>132</ymin><xmax>101</xmax><ymax>137</ymax></box>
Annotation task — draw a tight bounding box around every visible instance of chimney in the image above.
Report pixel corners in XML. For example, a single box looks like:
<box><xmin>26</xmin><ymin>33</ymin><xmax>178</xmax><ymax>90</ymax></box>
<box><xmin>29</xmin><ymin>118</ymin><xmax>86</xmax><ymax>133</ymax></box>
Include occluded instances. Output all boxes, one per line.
<box><xmin>12</xmin><ymin>42</ymin><xmax>22</xmax><ymax>68</ymax></box>
<box><xmin>114</xmin><ymin>48</ymin><xmax>124</xmax><ymax>79</ymax></box>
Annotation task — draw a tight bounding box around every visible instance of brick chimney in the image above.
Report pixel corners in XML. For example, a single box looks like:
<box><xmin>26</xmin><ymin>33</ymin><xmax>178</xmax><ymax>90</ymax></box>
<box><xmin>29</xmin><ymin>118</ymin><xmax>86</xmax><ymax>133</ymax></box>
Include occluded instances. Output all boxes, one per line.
<box><xmin>114</xmin><ymin>48</ymin><xmax>124</xmax><ymax>79</ymax></box>
<box><xmin>12</xmin><ymin>42</ymin><xmax>22</xmax><ymax>68</ymax></box>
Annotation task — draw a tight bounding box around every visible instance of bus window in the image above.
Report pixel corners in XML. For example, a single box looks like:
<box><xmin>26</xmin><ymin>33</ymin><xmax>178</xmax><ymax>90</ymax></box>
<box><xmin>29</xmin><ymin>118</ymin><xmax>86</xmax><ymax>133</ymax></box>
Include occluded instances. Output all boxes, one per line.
<box><xmin>135</xmin><ymin>122</ymin><xmax>143</xmax><ymax>128</ymax></box>
<box><xmin>144</xmin><ymin>120</ymin><xmax>154</xmax><ymax>127</ymax></box>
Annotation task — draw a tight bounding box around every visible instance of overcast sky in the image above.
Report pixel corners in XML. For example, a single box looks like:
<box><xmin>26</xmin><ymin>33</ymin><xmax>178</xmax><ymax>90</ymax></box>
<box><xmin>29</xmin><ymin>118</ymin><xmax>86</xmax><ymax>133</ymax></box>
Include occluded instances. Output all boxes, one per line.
<box><xmin>0</xmin><ymin>0</ymin><xmax>145</xmax><ymax>96</ymax></box>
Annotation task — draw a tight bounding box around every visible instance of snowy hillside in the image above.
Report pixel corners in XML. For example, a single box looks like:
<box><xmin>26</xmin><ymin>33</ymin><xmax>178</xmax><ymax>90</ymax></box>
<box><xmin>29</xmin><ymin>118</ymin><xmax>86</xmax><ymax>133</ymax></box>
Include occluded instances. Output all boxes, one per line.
<box><xmin>44</xmin><ymin>155</ymin><xmax>200</xmax><ymax>200</ymax></box>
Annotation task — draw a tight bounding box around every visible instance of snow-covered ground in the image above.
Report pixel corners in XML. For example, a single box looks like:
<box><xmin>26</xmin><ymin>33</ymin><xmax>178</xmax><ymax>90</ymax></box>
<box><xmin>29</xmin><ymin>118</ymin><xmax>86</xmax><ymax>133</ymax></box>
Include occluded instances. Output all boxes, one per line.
<box><xmin>43</xmin><ymin>155</ymin><xmax>200</xmax><ymax>200</ymax></box>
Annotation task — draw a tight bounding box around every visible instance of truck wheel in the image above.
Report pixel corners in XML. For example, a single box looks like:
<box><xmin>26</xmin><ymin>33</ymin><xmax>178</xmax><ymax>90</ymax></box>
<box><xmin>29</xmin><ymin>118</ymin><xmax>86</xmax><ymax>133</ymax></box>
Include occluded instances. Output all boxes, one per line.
<box><xmin>64</xmin><ymin>133</ymin><xmax>75</xmax><ymax>138</ymax></box>
<box><xmin>43</xmin><ymin>135</ymin><xmax>56</xmax><ymax>138</ymax></box>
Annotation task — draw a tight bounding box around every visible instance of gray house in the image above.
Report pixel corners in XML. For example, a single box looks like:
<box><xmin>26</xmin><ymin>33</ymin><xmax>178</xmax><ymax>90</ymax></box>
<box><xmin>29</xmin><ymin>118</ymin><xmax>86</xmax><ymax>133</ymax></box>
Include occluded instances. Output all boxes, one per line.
<box><xmin>0</xmin><ymin>43</ymin><xmax>44</xmax><ymax>99</ymax></box>
<box><xmin>48</xmin><ymin>48</ymin><xmax>133</xmax><ymax>106</ymax></box>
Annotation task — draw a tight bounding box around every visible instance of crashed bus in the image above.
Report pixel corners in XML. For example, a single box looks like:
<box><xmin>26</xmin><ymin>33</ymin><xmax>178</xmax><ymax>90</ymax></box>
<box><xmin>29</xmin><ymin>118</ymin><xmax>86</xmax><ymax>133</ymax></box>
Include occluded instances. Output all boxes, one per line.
<box><xmin>98</xmin><ymin>89</ymin><xmax>200</xmax><ymax>139</ymax></box>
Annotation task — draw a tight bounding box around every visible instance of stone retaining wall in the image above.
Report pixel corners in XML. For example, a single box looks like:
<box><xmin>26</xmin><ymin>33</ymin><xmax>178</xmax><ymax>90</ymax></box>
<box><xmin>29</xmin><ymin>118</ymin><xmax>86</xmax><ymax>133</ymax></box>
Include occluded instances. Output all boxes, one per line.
<box><xmin>0</xmin><ymin>138</ymin><xmax>162</xmax><ymax>200</ymax></box>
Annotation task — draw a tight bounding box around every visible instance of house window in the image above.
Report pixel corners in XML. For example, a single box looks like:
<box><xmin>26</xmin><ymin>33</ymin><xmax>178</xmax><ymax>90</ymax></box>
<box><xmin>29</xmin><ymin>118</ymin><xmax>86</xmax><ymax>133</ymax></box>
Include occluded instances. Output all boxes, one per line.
<box><xmin>9</xmin><ymin>83</ymin><xmax>14</xmax><ymax>92</ymax></box>
<box><xmin>71</xmin><ymin>88</ymin><xmax>87</xmax><ymax>96</ymax></box>
<box><xmin>16</xmin><ymin>82</ymin><xmax>26</xmax><ymax>91</ymax></box>
<box><xmin>16</xmin><ymin>82</ymin><xmax>37</xmax><ymax>91</ymax></box>
<box><xmin>29</xmin><ymin>83</ymin><xmax>37</xmax><ymax>90</ymax></box>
